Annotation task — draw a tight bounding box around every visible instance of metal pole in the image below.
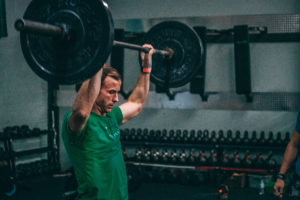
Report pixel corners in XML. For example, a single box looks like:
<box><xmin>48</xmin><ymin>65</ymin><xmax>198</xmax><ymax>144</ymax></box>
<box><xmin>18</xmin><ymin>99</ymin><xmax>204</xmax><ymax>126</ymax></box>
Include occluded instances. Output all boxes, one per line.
<box><xmin>113</xmin><ymin>40</ymin><xmax>170</xmax><ymax>57</ymax></box>
<box><xmin>15</xmin><ymin>18</ymin><xmax>62</xmax><ymax>37</ymax></box>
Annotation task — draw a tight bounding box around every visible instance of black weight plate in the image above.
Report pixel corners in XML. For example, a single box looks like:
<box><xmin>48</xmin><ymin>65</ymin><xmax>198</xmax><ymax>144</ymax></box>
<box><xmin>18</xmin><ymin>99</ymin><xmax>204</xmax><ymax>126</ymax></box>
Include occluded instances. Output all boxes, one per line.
<box><xmin>140</xmin><ymin>21</ymin><xmax>203</xmax><ymax>88</ymax></box>
<box><xmin>20</xmin><ymin>0</ymin><xmax>114</xmax><ymax>84</ymax></box>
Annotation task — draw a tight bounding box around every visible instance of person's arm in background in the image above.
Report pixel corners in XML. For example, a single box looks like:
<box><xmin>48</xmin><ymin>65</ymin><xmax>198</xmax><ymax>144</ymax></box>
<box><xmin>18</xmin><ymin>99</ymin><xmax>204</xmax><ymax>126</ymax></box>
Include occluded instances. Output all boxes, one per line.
<box><xmin>119</xmin><ymin>44</ymin><xmax>154</xmax><ymax>124</ymax></box>
<box><xmin>69</xmin><ymin>68</ymin><xmax>103</xmax><ymax>132</ymax></box>
<box><xmin>274</xmin><ymin>130</ymin><xmax>300</xmax><ymax>198</ymax></box>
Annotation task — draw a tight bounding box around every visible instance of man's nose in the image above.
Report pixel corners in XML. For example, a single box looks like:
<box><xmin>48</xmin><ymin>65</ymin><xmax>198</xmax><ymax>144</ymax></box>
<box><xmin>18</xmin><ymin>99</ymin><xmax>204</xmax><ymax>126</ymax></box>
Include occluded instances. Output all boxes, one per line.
<box><xmin>113</xmin><ymin>93</ymin><xmax>119</xmax><ymax>102</ymax></box>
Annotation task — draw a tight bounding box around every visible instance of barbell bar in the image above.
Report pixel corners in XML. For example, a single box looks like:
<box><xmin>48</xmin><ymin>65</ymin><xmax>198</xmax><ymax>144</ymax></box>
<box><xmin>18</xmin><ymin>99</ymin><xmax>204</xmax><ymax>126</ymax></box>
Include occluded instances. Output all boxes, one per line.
<box><xmin>15</xmin><ymin>18</ymin><xmax>173</xmax><ymax>59</ymax></box>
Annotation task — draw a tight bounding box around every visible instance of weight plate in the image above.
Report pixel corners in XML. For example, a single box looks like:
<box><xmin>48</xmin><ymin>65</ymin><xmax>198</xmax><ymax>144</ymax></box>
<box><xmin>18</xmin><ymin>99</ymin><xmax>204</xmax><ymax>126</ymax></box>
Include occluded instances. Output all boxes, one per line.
<box><xmin>20</xmin><ymin>0</ymin><xmax>114</xmax><ymax>84</ymax></box>
<box><xmin>140</xmin><ymin>21</ymin><xmax>203</xmax><ymax>88</ymax></box>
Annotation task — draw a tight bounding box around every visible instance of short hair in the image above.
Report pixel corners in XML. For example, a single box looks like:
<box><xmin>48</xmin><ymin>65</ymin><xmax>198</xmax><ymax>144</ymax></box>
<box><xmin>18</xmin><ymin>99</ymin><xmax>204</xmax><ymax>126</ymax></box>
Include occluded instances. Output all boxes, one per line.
<box><xmin>75</xmin><ymin>66</ymin><xmax>122</xmax><ymax>92</ymax></box>
<box><xmin>101</xmin><ymin>65</ymin><xmax>122</xmax><ymax>84</ymax></box>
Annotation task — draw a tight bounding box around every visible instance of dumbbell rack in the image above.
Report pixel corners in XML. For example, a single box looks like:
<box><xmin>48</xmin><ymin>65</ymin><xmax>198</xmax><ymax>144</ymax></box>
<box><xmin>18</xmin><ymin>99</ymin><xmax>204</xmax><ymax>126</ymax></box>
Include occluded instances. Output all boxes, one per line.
<box><xmin>121</xmin><ymin>128</ymin><xmax>289</xmax><ymax>189</ymax></box>
<box><xmin>0</xmin><ymin>125</ymin><xmax>60</xmax><ymax>180</ymax></box>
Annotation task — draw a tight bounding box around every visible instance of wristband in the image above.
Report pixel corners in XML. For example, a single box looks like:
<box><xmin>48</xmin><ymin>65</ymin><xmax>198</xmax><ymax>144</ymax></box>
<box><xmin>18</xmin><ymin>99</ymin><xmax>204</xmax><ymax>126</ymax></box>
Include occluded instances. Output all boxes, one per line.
<box><xmin>142</xmin><ymin>67</ymin><xmax>151</xmax><ymax>73</ymax></box>
<box><xmin>276</xmin><ymin>173</ymin><xmax>286</xmax><ymax>180</ymax></box>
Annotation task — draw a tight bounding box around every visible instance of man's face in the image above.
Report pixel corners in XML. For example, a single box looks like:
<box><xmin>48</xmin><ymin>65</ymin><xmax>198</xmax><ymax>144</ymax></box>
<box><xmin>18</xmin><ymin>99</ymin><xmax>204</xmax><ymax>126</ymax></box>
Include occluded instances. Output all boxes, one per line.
<box><xmin>95</xmin><ymin>76</ymin><xmax>121</xmax><ymax>114</ymax></box>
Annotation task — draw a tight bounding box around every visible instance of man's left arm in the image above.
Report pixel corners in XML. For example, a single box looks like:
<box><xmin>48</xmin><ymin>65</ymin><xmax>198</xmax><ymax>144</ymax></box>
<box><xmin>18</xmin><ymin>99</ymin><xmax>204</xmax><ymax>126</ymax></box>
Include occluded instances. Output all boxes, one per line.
<box><xmin>119</xmin><ymin>44</ymin><xmax>154</xmax><ymax>124</ymax></box>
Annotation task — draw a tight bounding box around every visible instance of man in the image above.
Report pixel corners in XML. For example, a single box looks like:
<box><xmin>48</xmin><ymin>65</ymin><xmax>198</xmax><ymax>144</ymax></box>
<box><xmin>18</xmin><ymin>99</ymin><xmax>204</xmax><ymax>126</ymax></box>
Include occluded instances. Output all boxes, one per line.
<box><xmin>62</xmin><ymin>44</ymin><xmax>154</xmax><ymax>200</ymax></box>
<box><xmin>274</xmin><ymin>112</ymin><xmax>300</xmax><ymax>199</ymax></box>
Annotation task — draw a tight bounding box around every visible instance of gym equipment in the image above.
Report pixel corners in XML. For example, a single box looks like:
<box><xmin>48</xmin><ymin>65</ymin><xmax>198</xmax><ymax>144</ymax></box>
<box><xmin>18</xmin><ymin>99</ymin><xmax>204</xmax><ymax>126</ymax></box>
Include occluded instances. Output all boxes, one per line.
<box><xmin>126</xmin><ymin>164</ymin><xmax>143</xmax><ymax>193</ymax></box>
<box><xmin>15</xmin><ymin>0</ymin><xmax>203</xmax><ymax>87</ymax></box>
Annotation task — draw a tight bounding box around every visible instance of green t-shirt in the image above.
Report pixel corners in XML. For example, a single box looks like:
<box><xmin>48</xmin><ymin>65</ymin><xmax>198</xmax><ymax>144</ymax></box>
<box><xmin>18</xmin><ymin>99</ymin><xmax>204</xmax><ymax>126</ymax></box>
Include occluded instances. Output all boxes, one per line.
<box><xmin>61</xmin><ymin>107</ymin><xmax>128</xmax><ymax>200</ymax></box>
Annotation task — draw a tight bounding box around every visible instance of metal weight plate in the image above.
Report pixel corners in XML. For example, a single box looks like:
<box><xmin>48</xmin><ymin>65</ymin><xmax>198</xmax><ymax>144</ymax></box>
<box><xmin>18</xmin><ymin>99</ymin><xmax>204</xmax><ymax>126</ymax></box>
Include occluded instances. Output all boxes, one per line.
<box><xmin>20</xmin><ymin>0</ymin><xmax>114</xmax><ymax>84</ymax></box>
<box><xmin>140</xmin><ymin>21</ymin><xmax>203</xmax><ymax>88</ymax></box>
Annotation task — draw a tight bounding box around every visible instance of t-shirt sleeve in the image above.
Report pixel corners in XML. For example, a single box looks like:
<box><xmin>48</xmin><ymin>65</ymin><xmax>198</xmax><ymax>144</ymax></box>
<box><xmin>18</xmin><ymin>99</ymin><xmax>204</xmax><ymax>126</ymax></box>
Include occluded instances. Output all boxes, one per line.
<box><xmin>62</xmin><ymin>110</ymin><xmax>72</xmax><ymax>134</ymax></box>
<box><xmin>112</xmin><ymin>107</ymin><xmax>123</xmax><ymax>125</ymax></box>
<box><xmin>61</xmin><ymin>110</ymin><xmax>87</xmax><ymax>136</ymax></box>
<box><xmin>296</xmin><ymin>112</ymin><xmax>300</xmax><ymax>133</ymax></box>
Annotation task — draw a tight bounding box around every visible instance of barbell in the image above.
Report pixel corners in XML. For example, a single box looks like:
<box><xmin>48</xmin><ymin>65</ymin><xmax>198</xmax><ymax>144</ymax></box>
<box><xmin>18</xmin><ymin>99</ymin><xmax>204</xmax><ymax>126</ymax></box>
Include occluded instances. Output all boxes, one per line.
<box><xmin>15</xmin><ymin>0</ymin><xmax>203</xmax><ymax>88</ymax></box>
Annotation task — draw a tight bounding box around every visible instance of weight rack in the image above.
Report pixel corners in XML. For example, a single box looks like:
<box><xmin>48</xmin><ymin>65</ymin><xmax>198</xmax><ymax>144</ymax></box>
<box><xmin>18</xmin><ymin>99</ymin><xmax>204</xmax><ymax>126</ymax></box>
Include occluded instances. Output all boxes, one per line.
<box><xmin>0</xmin><ymin>125</ymin><xmax>60</xmax><ymax>180</ymax></box>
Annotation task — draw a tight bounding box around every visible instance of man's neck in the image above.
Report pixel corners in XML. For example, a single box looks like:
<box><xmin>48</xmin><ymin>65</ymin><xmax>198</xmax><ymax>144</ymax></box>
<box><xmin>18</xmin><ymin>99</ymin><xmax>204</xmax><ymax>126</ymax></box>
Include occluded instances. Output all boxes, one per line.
<box><xmin>92</xmin><ymin>105</ymin><xmax>107</xmax><ymax>116</ymax></box>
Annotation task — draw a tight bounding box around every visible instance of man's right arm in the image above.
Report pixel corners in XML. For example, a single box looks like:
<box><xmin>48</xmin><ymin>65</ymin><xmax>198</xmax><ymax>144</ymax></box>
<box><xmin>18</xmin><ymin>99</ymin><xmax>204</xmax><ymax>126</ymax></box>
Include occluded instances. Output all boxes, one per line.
<box><xmin>274</xmin><ymin>130</ymin><xmax>300</xmax><ymax>198</ymax></box>
<box><xmin>278</xmin><ymin>131</ymin><xmax>300</xmax><ymax>175</ymax></box>
<box><xmin>69</xmin><ymin>68</ymin><xmax>103</xmax><ymax>132</ymax></box>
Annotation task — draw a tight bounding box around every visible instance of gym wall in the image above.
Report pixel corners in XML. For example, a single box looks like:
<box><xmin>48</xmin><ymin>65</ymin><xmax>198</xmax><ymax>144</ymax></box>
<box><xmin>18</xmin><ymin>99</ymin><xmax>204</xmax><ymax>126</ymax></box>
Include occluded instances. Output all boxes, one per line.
<box><xmin>0</xmin><ymin>0</ymin><xmax>299</xmax><ymax>171</ymax></box>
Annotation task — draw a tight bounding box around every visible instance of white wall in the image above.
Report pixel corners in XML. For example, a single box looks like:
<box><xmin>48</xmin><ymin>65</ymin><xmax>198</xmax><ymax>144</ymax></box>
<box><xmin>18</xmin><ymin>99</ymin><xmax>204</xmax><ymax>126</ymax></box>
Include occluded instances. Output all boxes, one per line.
<box><xmin>106</xmin><ymin>0</ymin><xmax>300</xmax><ymax>19</ymax></box>
<box><xmin>0</xmin><ymin>0</ymin><xmax>48</xmax><ymax>130</ymax></box>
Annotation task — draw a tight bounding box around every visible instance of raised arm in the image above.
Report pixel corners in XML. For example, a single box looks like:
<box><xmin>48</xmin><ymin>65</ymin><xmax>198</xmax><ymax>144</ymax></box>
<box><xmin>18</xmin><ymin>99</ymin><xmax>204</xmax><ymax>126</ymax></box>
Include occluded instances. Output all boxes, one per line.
<box><xmin>119</xmin><ymin>44</ymin><xmax>154</xmax><ymax>124</ymax></box>
<box><xmin>69</xmin><ymin>68</ymin><xmax>103</xmax><ymax>132</ymax></box>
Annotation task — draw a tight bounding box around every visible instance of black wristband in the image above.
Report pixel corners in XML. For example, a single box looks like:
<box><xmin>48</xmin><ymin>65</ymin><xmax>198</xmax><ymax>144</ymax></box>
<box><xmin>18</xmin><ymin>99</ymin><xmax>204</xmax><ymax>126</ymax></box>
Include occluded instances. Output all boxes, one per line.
<box><xmin>277</xmin><ymin>173</ymin><xmax>286</xmax><ymax>180</ymax></box>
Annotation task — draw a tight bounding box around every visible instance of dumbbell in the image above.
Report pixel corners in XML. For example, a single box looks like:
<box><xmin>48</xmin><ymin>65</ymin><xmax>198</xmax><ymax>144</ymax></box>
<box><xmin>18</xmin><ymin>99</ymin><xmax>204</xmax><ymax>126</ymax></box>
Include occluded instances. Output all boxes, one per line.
<box><xmin>202</xmin><ymin>130</ymin><xmax>210</xmax><ymax>143</ymax></box>
<box><xmin>221</xmin><ymin>151</ymin><xmax>230</xmax><ymax>167</ymax></box>
<box><xmin>188</xmin><ymin>149</ymin><xmax>197</xmax><ymax>164</ymax></box>
<box><xmin>225</xmin><ymin>130</ymin><xmax>234</xmax><ymax>144</ymax></box>
<box><xmin>136</xmin><ymin>128</ymin><xmax>143</xmax><ymax>141</ymax></box>
<box><xmin>189</xmin><ymin>130</ymin><xmax>197</xmax><ymax>143</ymax></box>
<box><xmin>241</xmin><ymin>150</ymin><xmax>253</xmax><ymax>168</ymax></box>
<box><xmin>161</xmin><ymin>149</ymin><xmax>169</xmax><ymax>163</ymax></box>
<box><xmin>152</xmin><ymin>149</ymin><xmax>161</xmax><ymax>163</ymax></box>
<box><xmin>142</xmin><ymin>128</ymin><xmax>149</xmax><ymax>141</ymax></box>
<box><xmin>182</xmin><ymin>130</ymin><xmax>189</xmax><ymax>143</ymax></box>
<box><xmin>267</xmin><ymin>131</ymin><xmax>276</xmax><ymax>146</ymax></box>
<box><xmin>3</xmin><ymin>126</ymin><xmax>18</xmax><ymax>139</ymax></box>
<box><xmin>178</xmin><ymin>149</ymin><xmax>187</xmax><ymax>164</ymax></box>
<box><xmin>143</xmin><ymin>148</ymin><xmax>152</xmax><ymax>162</ymax></box>
<box><xmin>149</xmin><ymin>130</ymin><xmax>156</xmax><ymax>141</ymax></box>
<box><xmin>283</xmin><ymin>132</ymin><xmax>290</xmax><ymax>145</ymax></box>
<box><xmin>265</xmin><ymin>151</ymin><xmax>277</xmax><ymax>170</ymax></box>
<box><xmin>134</xmin><ymin>148</ymin><xmax>143</xmax><ymax>162</ymax></box>
<box><xmin>129</xmin><ymin>128</ymin><xmax>136</xmax><ymax>141</ymax></box>
<box><xmin>154</xmin><ymin>130</ymin><xmax>162</xmax><ymax>142</ymax></box>
<box><xmin>234</xmin><ymin>131</ymin><xmax>242</xmax><ymax>145</ymax></box>
<box><xmin>19</xmin><ymin>125</ymin><xmax>31</xmax><ymax>138</ymax></box>
<box><xmin>218</xmin><ymin>130</ymin><xmax>226</xmax><ymax>144</ymax></box>
<box><xmin>175</xmin><ymin>129</ymin><xmax>182</xmax><ymax>142</ymax></box>
<box><xmin>253</xmin><ymin>152</ymin><xmax>265</xmax><ymax>169</ymax></box>
<box><xmin>209</xmin><ymin>131</ymin><xmax>217</xmax><ymax>144</ymax></box>
<box><xmin>32</xmin><ymin>127</ymin><xmax>41</xmax><ymax>137</ymax></box>
<box><xmin>230</xmin><ymin>152</ymin><xmax>241</xmax><ymax>167</ymax></box>
<box><xmin>208</xmin><ymin>150</ymin><xmax>218</xmax><ymax>166</ymax></box>
<box><xmin>196</xmin><ymin>130</ymin><xmax>203</xmax><ymax>143</ymax></box>
<box><xmin>250</xmin><ymin>131</ymin><xmax>259</xmax><ymax>145</ymax></box>
<box><xmin>242</xmin><ymin>131</ymin><xmax>251</xmax><ymax>145</ymax></box>
<box><xmin>198</xmin><ymin>150</ymin><xmax>207</xmax><ymax>165</ymax></box>
<box><xmin>258</xmin><ymin>131</ymin><xmax>266</xmax><ymax>146</ymax></box>
<box><xmin>161</xmin><ymin>129</ymin><xmax>168</xmax><ymax>142</ymax></box>
<box><xmin>168</xmin><ymin>130</ymin><xmax>176</xmax><ymax>143</ymax></box>
<box><xmin>169</xmin><ymin>149</ymin><xmax>178</xmax><ymax>163</ymax></box>
<box><xmin>275</xmin><ymin>132</ymin><xmax>283</xmax><ymax>145</ymax></box>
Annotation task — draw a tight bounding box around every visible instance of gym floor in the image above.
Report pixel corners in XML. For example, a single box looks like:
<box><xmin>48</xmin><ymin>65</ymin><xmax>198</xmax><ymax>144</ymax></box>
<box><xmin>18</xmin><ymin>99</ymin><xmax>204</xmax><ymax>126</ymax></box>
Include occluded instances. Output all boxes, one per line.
<box><xmin>6</xmin><ymin>175</ymin><xmax>278</xmax><ymax>200</ymax></box>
